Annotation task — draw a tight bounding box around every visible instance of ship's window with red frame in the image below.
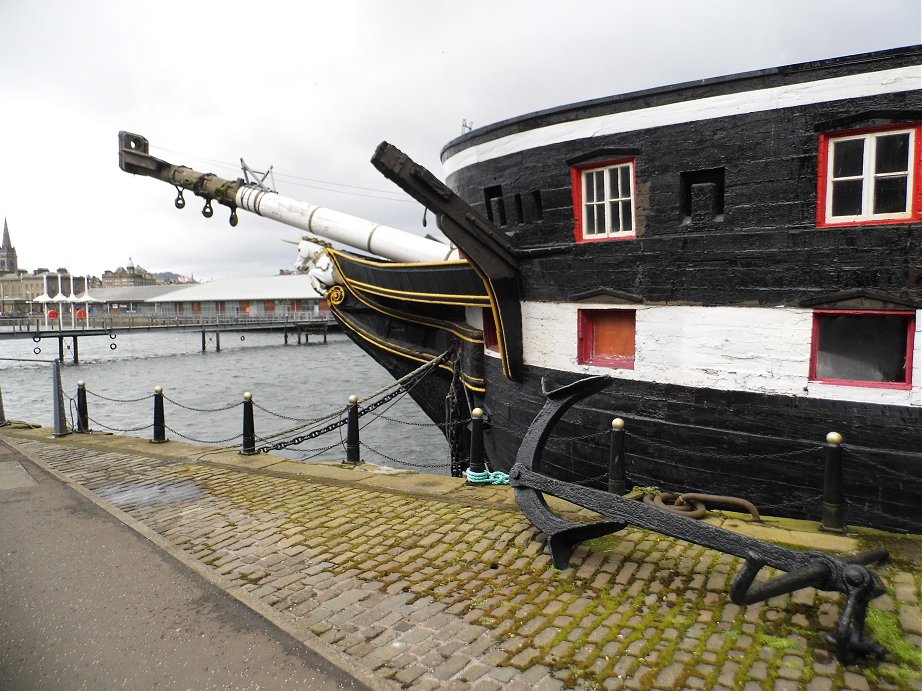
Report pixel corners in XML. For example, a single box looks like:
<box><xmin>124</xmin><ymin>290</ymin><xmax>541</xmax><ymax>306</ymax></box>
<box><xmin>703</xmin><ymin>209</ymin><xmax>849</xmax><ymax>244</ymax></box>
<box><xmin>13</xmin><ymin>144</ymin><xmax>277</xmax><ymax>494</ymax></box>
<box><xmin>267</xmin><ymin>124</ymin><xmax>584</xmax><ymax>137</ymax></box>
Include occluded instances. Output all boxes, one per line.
<box><xmin>809</xmin><ymin>310</ymin><xmax>915</xmax><ymax>389</ymax></box>
<box><xmin>578</xmin><ymin>309</ymin><xmax>636</xmax><ymax>369</ymax></box>
<box><xmin>572</xmin><ymin>159</ymin><xmax>636</xmax><ymax>241</ymax></box>
<box><xmin>482</xmin><ymin>309</ymin><xmax>498</xmax><ymax>351</ymax></box>
<box><xmin>818</xmin><ymin>125</ymin><xmax>921</xmax><ymax>226</ymax></box>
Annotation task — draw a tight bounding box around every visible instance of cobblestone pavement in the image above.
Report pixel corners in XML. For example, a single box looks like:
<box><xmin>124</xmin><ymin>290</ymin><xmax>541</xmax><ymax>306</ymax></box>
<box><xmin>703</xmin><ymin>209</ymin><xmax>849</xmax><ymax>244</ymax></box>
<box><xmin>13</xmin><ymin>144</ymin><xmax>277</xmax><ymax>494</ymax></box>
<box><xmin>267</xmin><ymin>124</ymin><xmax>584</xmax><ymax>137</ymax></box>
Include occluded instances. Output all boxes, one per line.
<box><xmin>6</xmin><ymin>432</ymin><xmax>921</xmax><ymax>691</ymax></box>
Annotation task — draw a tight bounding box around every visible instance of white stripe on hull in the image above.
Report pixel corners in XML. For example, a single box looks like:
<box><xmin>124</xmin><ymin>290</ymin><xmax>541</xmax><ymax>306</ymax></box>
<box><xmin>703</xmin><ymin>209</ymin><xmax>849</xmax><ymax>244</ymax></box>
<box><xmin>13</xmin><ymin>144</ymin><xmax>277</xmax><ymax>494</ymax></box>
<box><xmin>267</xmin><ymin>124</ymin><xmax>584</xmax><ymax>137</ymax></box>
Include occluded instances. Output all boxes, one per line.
<box><xmin>483</xmin><ymin>302</ymin><xmax>922</xmax><ymax>407</ymax></box>
<box><xmin>443</xmin><ymin>66</ymin><xmax>921</xmax><ymax>177</ymax></box>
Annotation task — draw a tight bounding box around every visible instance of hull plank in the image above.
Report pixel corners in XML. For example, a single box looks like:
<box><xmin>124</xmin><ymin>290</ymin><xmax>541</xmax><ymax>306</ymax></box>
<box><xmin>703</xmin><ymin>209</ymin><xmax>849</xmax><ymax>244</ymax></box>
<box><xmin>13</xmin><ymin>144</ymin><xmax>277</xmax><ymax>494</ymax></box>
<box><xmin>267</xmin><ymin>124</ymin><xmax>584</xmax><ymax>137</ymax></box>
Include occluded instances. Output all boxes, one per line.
<box><xmin>485</xmin><ymin>358</ymin><xmax>922</xmax><ymax>533</ymax></box>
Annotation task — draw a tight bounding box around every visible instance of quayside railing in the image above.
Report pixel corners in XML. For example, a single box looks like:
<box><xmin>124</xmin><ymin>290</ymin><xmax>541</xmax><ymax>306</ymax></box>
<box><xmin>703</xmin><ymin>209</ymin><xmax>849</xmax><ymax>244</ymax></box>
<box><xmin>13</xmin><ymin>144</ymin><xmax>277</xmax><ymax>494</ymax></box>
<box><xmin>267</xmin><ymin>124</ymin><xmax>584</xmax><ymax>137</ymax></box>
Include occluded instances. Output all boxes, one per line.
<box><xmin>35</xmin><ymin>353</ymin><xmax>460</xmax><ymax>473</ymax></box>
<box><xmin>1</xmin><ymin>356</ymin><xmax>861</xmax><ymax>535</ymax></box>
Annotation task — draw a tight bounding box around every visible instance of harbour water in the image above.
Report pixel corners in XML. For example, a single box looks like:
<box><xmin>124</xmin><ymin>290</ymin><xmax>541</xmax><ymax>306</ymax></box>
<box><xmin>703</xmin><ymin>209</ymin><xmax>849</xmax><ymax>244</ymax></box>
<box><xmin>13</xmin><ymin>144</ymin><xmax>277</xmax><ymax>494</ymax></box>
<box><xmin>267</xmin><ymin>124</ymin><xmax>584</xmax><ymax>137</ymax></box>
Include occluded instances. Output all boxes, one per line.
<box><xmin>0</xmin><ymin>330</ymin><xmax>451</xmax><ymax>473</ymax></box>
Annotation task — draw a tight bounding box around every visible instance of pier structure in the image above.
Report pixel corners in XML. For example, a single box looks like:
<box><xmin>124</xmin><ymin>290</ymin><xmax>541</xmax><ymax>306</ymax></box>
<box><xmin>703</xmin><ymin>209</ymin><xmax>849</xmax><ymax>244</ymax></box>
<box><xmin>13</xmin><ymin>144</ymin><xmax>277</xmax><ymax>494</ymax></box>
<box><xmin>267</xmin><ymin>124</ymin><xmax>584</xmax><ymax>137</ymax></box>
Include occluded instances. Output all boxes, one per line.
<box><xmin>0</xmin><ymin>314</ymin><xmax>335</xmax><ymax>364</ymax></box>
<box><xmin>0</xmin><ymin>274</ymin><xmax>331</xmax><ymax>356</ymax></box>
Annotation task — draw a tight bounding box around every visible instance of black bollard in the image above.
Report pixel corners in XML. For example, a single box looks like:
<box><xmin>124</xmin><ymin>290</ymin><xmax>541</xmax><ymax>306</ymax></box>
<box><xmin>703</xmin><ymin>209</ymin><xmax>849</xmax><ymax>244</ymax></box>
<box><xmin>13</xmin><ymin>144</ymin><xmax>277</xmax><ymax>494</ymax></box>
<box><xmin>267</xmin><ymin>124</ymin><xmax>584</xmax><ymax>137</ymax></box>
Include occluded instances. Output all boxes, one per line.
<box><xmin>468</xmin><ymin>408</ymin><xmax>485</xmax><ymax>475</ymax></box>
<box><xmin>52</xmin><ymin>360</ymin><xmax>70</xmax><ymax>438</ymax></box>
<box><xmin>0</xmin><ymin>375</ymin><xmax>7</xmax><ymax>427</ymax></box>
<box><xmin>152</xmin><ymin>385</ymin><xmax>167</xmax><ymax>443</ymax></box>
<box><xmin>344</xmin><ymin>394</ymin><xmax>360</xmax><ymax>465</ymax></box>
<box><xmin>242</xmin><ymin>391</ymin><xmax>255</xmax><ymax>455</ymax></box>
<box><xmin>821</xmin><ymin>431</ymin><xmax>845</xmax><ymax>533</ymax></box>
<box><xmin>76</xmin><ymin>380</ymin><xmax>89</xmax><ymax>433</ymax></box>
<box><xmin>608</xmin><ymin>418</ymin><xmax>626</xmax><ymax>495</ymax></box>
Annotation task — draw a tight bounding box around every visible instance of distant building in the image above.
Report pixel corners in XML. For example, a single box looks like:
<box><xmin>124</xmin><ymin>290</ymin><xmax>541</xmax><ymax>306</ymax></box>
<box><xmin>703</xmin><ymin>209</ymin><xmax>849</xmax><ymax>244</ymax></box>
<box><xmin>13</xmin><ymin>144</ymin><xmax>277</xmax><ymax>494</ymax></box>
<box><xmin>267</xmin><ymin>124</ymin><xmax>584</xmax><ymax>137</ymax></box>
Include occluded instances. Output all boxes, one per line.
<box><xmin>0</xmin><ymin>270</ymin><xmax>90</xmax><ymax>315</ymax></box>
<box><xmin>0</xmin><ymin>219</ymin><xmax>18</xmax><ymax>274</ymax></box>
<box><xmin>101</xmin><ymin>258</ymin><xmax>157</xmax><ymax>287</ymax></box>
<box><xmin>146</xmin><ymin>275</ymin><xmax>326</xmax><ymax>317</ymax></box>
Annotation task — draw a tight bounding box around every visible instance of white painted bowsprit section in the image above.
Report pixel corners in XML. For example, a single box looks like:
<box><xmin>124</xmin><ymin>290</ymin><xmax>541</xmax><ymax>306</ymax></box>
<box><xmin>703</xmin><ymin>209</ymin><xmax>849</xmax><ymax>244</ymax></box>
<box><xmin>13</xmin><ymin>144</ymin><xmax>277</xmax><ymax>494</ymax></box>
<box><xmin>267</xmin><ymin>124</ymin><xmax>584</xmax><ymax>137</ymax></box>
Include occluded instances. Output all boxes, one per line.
<box><xmin>236</xmin><ymin>186</ymin><xmax>458</xmax><ymax>264</ymax></box>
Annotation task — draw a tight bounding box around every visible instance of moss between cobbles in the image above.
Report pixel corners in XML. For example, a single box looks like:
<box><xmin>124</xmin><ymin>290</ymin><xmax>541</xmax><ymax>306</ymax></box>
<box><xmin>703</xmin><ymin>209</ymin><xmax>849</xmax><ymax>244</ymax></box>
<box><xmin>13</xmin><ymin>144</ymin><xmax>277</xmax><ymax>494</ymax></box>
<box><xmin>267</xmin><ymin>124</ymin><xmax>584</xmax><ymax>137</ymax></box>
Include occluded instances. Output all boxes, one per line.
<box><xmin>864</xmin><ymin>608</ymin><xmax>922</xmax><ymax>688</ymax></box>
<box><xmin>158</xmin><ymin>462</ymin><xmax>916</xmax><ymax>690</ymax></box>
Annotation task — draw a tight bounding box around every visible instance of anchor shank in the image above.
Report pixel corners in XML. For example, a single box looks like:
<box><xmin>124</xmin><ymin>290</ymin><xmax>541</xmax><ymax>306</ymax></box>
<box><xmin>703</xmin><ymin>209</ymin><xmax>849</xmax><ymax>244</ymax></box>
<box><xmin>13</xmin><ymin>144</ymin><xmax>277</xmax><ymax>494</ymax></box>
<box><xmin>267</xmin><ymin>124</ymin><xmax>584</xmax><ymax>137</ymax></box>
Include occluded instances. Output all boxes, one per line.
<box><xmin>512</xmin><ymin>464</ymin><xmax>812</xmax><ymax>574</ymax></box>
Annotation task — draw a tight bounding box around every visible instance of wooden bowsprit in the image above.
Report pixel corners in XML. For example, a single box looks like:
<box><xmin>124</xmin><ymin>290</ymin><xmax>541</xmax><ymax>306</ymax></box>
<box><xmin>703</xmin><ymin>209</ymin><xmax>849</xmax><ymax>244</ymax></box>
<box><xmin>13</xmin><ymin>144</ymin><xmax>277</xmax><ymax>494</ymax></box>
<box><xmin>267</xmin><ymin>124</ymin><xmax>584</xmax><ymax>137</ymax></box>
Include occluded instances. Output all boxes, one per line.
<box><xmin>510</xmin><ymin>375</ymin><xmax>890</xmax><ymax>663</ymax></box>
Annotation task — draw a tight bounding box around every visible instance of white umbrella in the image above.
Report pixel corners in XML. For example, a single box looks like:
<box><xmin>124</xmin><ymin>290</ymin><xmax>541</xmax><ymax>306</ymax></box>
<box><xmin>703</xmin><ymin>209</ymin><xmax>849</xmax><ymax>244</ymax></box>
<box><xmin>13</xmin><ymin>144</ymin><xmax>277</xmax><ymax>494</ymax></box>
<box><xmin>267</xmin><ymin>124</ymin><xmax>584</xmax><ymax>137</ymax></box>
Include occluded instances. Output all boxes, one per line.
<box><xmin>76</xmin><ymin>275</ymin><xmax>101</xmax><ymax>325</ymax></box>
<box><xmin>50</xmin><ymin>291</ymin><xmax>67</xmax><ymax>329</ymax></box>
<box><xmin>34</xmin><ymin>274</ymin><xmax>53</xmax><ymax>328</ymax></box>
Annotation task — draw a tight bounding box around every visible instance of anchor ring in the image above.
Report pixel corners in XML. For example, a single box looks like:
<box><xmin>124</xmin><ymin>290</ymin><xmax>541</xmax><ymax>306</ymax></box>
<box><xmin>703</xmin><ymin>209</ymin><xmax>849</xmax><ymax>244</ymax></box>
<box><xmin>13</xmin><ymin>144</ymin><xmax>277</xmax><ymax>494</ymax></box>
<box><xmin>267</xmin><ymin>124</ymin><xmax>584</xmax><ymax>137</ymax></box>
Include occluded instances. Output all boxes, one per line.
<box><xmin>240</xmin><ymin>335</ymin><xmax>245</xmax><ymax>341</ymax></box>
<box><xmin>644</xmin><ymin>492</ymin><xmax>707</xmax><ymax>519</ymax></box>
<box><xmin>33</xmin><ymin>347</ymin><xmax>41</xmax><ymax>355</ymax></box>
<box><xmin>32</xmin><ymin>335</ymin><xmax>41</xmax><ymax>343</ymax></box>
<box><xmin>109</xmin><ymin>332</ymin><xmax>117</xmax><ymax>339</ymax></box>
<box><xmin>110</xmin><ymin>343</ymin><xmax>117</xmax><ymax>350</ymax></box>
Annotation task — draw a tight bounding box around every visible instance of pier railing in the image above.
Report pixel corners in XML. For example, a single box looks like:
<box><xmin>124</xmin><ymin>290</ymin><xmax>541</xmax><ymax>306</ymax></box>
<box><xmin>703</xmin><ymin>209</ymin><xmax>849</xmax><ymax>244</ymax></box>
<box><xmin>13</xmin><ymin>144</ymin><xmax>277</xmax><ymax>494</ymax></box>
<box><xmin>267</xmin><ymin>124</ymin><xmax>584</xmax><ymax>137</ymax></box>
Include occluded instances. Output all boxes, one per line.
<box><xmin>0</xmin><ymin>311</ymin><xmax>333</xmax><ymax>333</ymax></box>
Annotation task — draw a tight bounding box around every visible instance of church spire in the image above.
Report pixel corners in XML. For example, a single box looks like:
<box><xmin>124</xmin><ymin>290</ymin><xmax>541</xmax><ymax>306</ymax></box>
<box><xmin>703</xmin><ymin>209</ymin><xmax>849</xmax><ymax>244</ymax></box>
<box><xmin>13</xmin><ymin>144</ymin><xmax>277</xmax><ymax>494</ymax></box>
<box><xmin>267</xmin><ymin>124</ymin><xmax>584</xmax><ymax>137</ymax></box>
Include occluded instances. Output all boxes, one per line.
<box><xmin>0</xmin><ymin>219</ymin><xmax>18</xmax><ymax>273</ymax></box>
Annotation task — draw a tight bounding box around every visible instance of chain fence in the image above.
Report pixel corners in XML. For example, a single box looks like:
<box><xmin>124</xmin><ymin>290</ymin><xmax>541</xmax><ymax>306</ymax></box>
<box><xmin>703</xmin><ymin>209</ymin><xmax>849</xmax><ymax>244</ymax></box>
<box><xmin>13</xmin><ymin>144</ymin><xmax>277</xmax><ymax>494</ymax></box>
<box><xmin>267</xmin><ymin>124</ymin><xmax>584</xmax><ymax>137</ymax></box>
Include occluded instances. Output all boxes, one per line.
<box><xmin>52</xmin><ymin>348</ymin><xmax>459</xmax><ymax>469</ymax></box>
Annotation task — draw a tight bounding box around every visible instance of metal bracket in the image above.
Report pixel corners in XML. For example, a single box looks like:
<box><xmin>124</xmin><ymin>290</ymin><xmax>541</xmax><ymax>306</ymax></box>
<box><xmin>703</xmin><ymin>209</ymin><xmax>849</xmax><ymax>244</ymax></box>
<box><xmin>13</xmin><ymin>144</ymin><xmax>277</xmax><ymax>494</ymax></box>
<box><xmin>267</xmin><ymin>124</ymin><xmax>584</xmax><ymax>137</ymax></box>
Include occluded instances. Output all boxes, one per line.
<box><xmin>511</xmin><ymin>375</ymin><xmax>889</xmax><ymax>663</ymax></box>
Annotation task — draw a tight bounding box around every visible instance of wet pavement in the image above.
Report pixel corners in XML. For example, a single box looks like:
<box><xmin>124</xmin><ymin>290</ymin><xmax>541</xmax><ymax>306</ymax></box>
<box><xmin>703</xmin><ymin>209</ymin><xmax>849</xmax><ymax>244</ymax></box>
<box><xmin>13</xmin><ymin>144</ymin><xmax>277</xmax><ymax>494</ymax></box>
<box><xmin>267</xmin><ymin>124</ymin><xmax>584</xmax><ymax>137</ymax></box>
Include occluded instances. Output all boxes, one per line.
<box><xmin>1</xmin><ymin>425</ymin><xmax>920</xmax><ymax>690</ymax></box>
<box><xmin>0</xmin><ymin>439</ymin><xmax>368</xmax><ymax>690</ymax></box>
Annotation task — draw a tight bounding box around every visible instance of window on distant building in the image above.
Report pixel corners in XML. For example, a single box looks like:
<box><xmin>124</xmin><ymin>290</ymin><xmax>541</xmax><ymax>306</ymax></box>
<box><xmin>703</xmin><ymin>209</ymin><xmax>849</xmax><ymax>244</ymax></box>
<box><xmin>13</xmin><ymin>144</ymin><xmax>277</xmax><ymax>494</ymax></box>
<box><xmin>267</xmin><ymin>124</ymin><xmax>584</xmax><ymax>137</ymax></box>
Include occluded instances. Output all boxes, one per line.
<box><xmin>578</xmin><ymin>309</ymin><xmax>636</xmax><ymax>369</ymax></box>
<box><xmin>572</xmin><ymin>159</ymin><xmax>636</xmax><ymax>241</ymax></box>
<box><xmin>809</xmin><ymin>310</ymin><xmax>915</xmax><ymax>389</ymax></box>
<box><xmin>817</xmin><ymin>124</ymin><xmax>921</xmax><ymax>226</ymax></box>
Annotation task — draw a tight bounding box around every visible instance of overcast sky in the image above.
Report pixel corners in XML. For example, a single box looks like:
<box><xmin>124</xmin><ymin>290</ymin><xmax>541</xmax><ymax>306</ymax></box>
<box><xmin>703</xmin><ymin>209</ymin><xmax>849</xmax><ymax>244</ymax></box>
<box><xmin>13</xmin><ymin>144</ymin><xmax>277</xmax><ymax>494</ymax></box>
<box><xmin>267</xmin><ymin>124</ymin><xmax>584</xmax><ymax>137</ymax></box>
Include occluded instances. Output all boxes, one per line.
<box><xmin>1</xmin><ymin>1</ymin><xmax>919</xmax><ymax>280</ymax></box>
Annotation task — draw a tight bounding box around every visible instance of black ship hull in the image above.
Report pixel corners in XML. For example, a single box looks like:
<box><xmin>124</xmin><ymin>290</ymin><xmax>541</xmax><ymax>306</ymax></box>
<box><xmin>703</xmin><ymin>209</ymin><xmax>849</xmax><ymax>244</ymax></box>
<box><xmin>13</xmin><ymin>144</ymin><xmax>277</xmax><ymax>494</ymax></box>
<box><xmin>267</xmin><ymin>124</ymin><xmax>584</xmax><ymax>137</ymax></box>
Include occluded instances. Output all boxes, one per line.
<box><xmin>483</xmin><ymin>358</ymin><xmax>921</xmax><ymax>533</ymax></box>
<box><xmin>334</xmin><ymin>46</ymin><xmax>922</xmax><ymax>534</ymax></box>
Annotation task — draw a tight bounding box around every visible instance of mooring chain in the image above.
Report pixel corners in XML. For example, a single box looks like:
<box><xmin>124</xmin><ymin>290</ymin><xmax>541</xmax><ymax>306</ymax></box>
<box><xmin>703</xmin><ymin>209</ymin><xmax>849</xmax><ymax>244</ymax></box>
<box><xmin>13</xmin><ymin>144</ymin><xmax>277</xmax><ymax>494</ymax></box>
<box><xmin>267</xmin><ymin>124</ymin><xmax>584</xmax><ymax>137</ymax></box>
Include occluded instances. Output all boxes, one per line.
<box><xmin>162</xmin><ymin>395</ymin><xmax>242</xmax><ymax>414</ymax></box>
<box><xmin>359</xmin><ymin>441</ymin><xmax>449</xmax><ymax>470</ymax></box>
<box><xmin>164</xmin><ymin>425</ymin><xmax>243</xmax><ymax>445</ymax></box>
<box><xmin>489</xmin><ymin>419</ymin><xmax>609</xmax><ymax>444</ymax></box>
<box><xmin>367</xmin><ymin>412</ymin><xmax>473</xmax><ymax>429</ymax></box>
<box><xmin>251</xmin><ymin>346</ymin><xmax>451</xmax><ymax>449</ymax></box>
<box><xmin>257</xmin><ymin>417</ymin><xmax>348</xmax><ymax>453</ymax></box>
<box><xmin>545</xmin><ymin>429</ymin><xmax>610</xmax><ymax>443</ymax></box>
<box><xmin>86</xmin><ymin>389</ymin><xmax>154</xmax><ymax>404</ymax></box>
<box><xmin>86</xmin><ymin>415</ymin><xmax>153</xmax><ymax>434</ymax></box>
<box><xmin>252</xmin><ymin>401</ymin><xmax>326</xmax><ymax>424</ymax></box>
<box><xmin>255</xmin><ymin>386</ymin><xmax>408</xmax><ymax>453</ymax></box>
<box><xmin>627</xmin><ymin>429</ymin><xmax>823</xmax><ymax>462</ymax></box>
<box><xmin>296</xmin><ymin>440</ymin><xmax>347</xmax><ymax>461</ymax></box>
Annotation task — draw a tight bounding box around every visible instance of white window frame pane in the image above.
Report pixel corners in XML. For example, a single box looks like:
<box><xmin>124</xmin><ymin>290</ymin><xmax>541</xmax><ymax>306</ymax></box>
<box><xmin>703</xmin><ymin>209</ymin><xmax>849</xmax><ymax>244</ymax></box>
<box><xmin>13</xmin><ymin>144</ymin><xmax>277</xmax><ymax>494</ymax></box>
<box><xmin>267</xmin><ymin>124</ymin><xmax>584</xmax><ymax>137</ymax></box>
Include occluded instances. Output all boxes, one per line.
<box><xmin>581</xmin><ymin>162</ymin><xmax>635</xmax><ymax>238</ymax></box>
<box><xmin>826</xmin><ymin>128</ymin><xmax>915</xmax><ymax>222</ymax></box>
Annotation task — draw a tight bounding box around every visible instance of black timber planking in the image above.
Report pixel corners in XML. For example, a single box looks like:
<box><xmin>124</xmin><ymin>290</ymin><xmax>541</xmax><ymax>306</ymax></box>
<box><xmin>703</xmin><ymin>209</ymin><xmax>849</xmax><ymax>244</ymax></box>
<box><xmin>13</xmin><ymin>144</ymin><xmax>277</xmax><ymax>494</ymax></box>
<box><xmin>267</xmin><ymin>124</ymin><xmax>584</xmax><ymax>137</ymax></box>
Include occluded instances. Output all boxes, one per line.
<box><xmin>444</xmin><ymin>85</ymin><xmax>921</xmax><ymax>306</ymax></box>
<box><xmin>482</xmin><ymin>359</ymin><xmax>922</xmax><ymax>533</ymax></box>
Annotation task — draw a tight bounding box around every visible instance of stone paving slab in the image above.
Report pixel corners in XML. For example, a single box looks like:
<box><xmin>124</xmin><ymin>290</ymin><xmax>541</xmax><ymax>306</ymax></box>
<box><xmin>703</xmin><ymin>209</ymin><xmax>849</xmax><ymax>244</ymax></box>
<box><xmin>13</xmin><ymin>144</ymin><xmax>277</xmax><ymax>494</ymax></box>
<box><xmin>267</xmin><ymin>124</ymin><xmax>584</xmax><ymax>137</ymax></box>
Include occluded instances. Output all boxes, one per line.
<box><xmin>3</xmin><ymin>427</ymin><xmax>921</xmax><ymax>690</ymax></box>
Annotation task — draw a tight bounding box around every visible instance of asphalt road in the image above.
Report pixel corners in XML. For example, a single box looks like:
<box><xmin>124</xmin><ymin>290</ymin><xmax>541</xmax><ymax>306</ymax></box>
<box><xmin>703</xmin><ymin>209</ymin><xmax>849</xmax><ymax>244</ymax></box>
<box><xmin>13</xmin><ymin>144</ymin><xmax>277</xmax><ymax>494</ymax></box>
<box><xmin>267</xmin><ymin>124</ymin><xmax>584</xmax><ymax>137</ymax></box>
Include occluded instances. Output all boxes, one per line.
<box><xmin>0</xmin><ymin>441</ymin><xmax>367</xmax><ymax>690</ymax></box>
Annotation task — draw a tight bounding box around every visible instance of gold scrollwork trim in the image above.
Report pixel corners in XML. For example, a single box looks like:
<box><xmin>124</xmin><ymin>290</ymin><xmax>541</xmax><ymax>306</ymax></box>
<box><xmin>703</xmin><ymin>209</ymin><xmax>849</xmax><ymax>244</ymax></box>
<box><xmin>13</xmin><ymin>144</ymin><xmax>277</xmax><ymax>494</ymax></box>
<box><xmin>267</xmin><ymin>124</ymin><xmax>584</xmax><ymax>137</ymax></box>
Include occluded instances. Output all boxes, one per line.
<box><xmin>327</xmin><ymin>285</ymin><xmax>346</xmax><ymax>305</ymax></box>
